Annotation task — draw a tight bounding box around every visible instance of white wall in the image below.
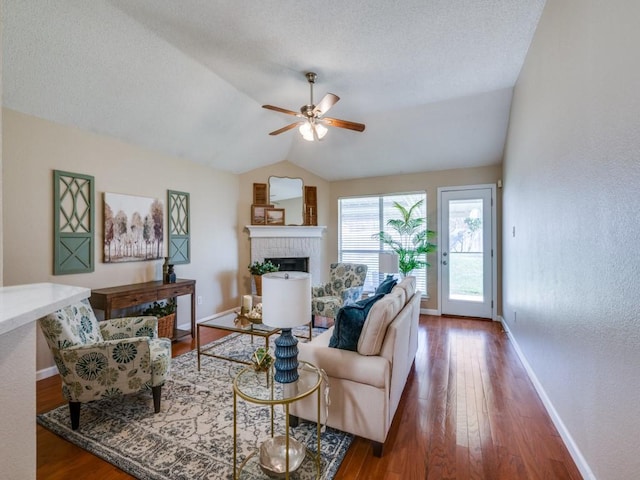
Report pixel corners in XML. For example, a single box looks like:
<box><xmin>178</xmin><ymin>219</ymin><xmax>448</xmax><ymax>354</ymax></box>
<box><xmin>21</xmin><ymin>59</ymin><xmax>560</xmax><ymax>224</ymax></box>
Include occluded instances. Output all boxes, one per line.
<box><xmin>3</xmin><ymin>109</ymin><xmax>241</xmax><ymax>372</ymax></box>
<box><xmin>502</xmin><ymin>0</ymin><xmax>640</xmax><ymax>478</ymax></box>
<box><xmin>0</xmin><ymin>8</ymin><xmax>32</xmax><ymax>480</ymax></box>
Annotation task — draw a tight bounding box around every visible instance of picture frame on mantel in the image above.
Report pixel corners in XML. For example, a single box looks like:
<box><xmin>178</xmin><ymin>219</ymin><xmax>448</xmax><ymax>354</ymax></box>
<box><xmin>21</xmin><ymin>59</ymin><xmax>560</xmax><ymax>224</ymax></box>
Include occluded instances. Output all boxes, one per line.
<box><xmin>251</xmin><ymin>204</ymin><xmax>273</xmax><ymax>225</ymax></box>
<box><xmin>265</xmin><ymin>208</ymin><xmax>285</xmax><ymax>225</ymax></box>
<box><xmin>253</xmin><ymin>183</ymin><xmax>268</xmax><ymax>205</ymax></box>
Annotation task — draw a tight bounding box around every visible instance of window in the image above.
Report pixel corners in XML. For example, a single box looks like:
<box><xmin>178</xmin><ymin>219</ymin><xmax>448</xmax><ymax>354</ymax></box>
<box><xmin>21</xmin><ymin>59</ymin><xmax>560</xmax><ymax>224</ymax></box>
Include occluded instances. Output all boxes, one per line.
<box><xmin>338</xmin><ymin>192</ymin><xmax>427</xmax><ymax>294</ymax></box>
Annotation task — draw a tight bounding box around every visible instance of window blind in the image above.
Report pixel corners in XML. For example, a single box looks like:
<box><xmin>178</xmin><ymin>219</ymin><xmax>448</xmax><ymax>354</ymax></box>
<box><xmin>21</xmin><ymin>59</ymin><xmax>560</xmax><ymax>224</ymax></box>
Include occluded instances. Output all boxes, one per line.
<box><xmin>338</xmin><ymin>192</ymin><xmax>427</xmax><ymax>294</ymax></box>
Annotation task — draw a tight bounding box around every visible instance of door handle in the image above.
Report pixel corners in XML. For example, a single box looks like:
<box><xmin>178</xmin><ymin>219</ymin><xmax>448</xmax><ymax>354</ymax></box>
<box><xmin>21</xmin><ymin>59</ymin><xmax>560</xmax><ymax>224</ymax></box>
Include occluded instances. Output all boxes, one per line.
<box><xmin>442</xmin><ymin>260</ymin><xmax>448</xmax><ymax>266</ymax></box>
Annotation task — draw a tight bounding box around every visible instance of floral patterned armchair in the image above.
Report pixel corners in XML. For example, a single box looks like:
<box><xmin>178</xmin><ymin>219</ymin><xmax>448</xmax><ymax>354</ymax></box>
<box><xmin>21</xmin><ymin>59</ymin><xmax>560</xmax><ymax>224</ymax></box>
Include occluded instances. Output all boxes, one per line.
<box><xmin>38</xmin><ymin>299</ymin><xmax>171</xmax><ymax>430</ymax></box>
<box><xmin>312</xmin><ymin>263</ymin><xmax>368</xmax><ymax>321</ymax></box>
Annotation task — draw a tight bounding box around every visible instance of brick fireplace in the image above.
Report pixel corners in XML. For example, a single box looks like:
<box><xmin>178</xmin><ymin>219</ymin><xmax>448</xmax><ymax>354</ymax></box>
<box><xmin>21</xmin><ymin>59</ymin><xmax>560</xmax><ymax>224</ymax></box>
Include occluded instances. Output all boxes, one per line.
<box><xmin>246</xmin><ymin>225</ymin><xmax>326</xmax><ymax>285</ymax></box>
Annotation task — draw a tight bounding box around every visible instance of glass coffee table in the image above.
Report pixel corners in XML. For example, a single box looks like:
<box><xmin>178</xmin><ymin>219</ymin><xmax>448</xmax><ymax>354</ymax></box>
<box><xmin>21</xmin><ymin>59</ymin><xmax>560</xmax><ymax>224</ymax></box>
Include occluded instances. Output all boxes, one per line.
<box><xmin>197</xmin><ymin>309</ymin><xmax>281</xmax><ymax>370</ymax></box>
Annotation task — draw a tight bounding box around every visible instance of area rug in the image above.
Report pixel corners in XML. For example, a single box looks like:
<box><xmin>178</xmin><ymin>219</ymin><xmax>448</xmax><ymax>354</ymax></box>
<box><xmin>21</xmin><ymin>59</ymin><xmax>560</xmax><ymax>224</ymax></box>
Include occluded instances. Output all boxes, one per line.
<box><xmin>37</xmin><ymin>328</ymin><xmax>352</xmax><ymax>480</ymax></box>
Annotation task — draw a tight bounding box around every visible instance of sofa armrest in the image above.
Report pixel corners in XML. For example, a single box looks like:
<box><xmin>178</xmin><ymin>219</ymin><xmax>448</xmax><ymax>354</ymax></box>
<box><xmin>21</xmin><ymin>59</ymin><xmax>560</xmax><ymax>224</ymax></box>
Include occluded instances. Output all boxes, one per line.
<box><xmin>298</xmin><ymin>340</ymin><xmax>389</xmax><ymax>389</ymax></box>
<box><xmin>100</xmin><ymin>316</ymin><xmax>159</xmax><ymax>340</ymax></box>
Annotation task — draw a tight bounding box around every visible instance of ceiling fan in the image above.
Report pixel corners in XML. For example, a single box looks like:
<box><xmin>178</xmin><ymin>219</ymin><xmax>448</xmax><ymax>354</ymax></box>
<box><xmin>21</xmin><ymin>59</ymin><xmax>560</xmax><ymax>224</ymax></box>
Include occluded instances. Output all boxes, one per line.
<box><xmin>262</xmin><ymin>72</ymin><xmax>366</xmax><ymax>141</ymax></box>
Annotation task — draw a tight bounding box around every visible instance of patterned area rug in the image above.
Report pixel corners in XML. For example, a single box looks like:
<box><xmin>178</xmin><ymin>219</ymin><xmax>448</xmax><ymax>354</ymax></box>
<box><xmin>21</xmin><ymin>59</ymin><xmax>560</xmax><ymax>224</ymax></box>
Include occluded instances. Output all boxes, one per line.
<box><xmin>37</xmin><ymin>328</ymin><xmax>352</xmax><ymax>480</ymax></box>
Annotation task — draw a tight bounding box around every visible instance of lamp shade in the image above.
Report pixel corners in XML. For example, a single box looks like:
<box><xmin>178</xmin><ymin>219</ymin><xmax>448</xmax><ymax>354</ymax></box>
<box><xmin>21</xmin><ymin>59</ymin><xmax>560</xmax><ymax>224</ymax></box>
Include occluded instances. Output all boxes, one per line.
<box><xmin>379</xmin><ymin>252</ymin><xmax>400</xmax><ymax>274</ymax></box>
<box><xmin>262</xmin><ymin>272</ymin><xmax>311</xmax><ymax>328</ymax></box>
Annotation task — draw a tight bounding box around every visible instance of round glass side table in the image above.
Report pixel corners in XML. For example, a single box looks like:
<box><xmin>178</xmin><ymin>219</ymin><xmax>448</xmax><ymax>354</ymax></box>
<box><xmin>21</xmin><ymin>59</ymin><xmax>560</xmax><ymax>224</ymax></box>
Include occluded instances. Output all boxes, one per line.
<box><xmin>233</xmin><ymin>361</ymin><xmax>322</xmax><ymax>480</ymax></box>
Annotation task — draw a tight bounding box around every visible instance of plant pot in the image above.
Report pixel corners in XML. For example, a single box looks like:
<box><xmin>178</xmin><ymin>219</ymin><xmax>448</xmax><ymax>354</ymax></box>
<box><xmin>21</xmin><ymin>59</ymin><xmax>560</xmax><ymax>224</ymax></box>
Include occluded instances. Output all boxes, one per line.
<box><xmin>157</xmin><ymin>313</ymin><xmax>176</xmax><ymax>339</ymax></box>
<box><xmin>253</xmin><ymin>275</ymin><xmax>263</xmax><ymax>296</ymax></box>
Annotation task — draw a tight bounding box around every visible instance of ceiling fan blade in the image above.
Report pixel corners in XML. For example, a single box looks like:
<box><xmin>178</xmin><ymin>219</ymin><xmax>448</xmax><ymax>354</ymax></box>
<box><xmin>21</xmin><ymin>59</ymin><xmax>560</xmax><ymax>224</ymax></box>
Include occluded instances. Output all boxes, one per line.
<box><xmin>268</xmin><ymin>122</ymin><xmax>301</xmax><ymax>136</ymax></box>
<box><xmin>323</xmin><ymin>117</ymin><xmax>366</xmax><ymax>132</ymax></box>
<box><xmin>262</xmin><ymin>105</ymin><xmax>302</xmax><ymax>117</ymax></box>
<box><xmin>312</xmin><ymin>93</ymin><xmax>340</xmax><ymax>116</ymax></box>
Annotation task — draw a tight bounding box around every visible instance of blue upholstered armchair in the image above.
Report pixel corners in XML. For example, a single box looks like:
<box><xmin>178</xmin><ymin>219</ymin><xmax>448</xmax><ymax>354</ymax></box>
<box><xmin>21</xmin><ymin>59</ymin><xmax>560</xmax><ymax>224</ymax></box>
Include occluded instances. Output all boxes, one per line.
<box><xmin>312</xmin><ymin>263</ymin><xmax>368</xmax><ymax>320</ymax></box>
<box><xmin>38</xmin><ymin>299</ymin><xmax>171</xmax><ymax>430</ymax></box>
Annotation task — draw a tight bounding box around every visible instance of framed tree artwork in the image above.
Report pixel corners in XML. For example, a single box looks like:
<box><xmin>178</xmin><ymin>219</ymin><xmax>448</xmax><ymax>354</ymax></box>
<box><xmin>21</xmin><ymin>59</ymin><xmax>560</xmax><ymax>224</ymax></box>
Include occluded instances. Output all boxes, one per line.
<box><xmin>104</xmin><ymin>193</ymin><xmax>164</xmax><ymax>263</ymax></box>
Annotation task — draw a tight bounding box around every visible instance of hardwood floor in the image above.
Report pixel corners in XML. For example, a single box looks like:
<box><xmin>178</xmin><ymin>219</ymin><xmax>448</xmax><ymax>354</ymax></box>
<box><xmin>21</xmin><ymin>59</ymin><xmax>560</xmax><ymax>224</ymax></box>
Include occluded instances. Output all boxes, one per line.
<box><xmin>37</xmin><ymin>315</ymin><xmax>582</xmax><ymax>479</ymax></box>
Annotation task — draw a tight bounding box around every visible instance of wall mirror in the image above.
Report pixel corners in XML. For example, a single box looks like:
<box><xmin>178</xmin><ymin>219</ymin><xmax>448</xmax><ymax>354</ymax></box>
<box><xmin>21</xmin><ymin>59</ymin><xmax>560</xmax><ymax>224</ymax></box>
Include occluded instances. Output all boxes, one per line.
<box><xmin>268</xmin><ymin>176</ymin><xmax>304</xmax><ymax>225</ymax></box>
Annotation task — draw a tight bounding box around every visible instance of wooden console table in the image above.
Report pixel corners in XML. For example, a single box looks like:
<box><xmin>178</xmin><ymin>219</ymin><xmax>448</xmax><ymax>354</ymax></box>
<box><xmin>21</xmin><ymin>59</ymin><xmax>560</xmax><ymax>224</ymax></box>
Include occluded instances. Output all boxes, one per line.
<box><xmin>90</xmin><ymin>278</ymin><xmax>196</xmax><ymax>340</ymax></box>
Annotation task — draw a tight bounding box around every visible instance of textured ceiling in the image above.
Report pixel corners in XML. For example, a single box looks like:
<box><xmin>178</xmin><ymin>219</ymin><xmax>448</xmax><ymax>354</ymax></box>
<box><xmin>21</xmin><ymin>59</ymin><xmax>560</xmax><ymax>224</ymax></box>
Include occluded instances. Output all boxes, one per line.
<box><xmin>2</xmin><ymin>0</ymin><xmax>546</xmax><ymax>181</ymax></box>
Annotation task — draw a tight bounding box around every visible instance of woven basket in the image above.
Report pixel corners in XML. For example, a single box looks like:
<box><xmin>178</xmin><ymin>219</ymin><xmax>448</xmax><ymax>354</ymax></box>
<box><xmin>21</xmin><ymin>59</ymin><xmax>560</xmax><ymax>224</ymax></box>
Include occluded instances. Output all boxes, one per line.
<box><xmin>157</xmin><ymin>313</ymin><xmax>176</xmax><ymax>339</ymax></box>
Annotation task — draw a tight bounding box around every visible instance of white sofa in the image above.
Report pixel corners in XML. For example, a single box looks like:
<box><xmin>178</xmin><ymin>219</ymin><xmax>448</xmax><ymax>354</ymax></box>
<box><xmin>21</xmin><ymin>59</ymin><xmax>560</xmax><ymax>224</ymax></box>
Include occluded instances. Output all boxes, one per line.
<box><xmin>291</xmin><ymin>276</ymin><xmax>421</xmax><ymax>456</ymax></box>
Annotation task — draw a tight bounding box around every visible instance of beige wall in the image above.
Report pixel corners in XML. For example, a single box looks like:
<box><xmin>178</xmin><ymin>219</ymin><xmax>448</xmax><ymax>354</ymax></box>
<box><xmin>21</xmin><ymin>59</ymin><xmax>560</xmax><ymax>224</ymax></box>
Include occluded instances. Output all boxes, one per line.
<box><xmin>2</xmin><ymin>109</ymin><xmax>241</xmax><ymax>372</ymax></box>
<box><xmin>503</xmin><ymin>0</ymin><xmax>640</xmax><ymax>478</ymax></box>
<box><xmin>238</xmin><ymin>161</ymin><xmax>331</xmax><ymax>291</ymax></box>
<box><xmin>330</xmin><ymin>165</ymin><xmax>502</xmax><ymax>311</ymax></box>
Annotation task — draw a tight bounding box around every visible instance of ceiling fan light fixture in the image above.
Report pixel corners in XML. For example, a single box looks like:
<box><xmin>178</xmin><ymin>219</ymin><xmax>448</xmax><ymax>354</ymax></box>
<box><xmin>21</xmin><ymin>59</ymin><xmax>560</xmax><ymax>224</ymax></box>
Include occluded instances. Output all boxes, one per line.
<box><xmin>299</xmin><ymin>121</ymin><xmax>327</xmax><ymax>141</ymax></box>
<box><xmin>316</xmin><ymin>123</ymin><xmax>328</xmax><ymax>138</ymax></box>
<box><xmin>263</xmin><ymin>72</ymin><xmax>365</xmax><ymax>138</ymax></box>
<box><xmin>299</xmin><ymin>122</ymin><xmax>314</xmax><ymax>141</ymax></box>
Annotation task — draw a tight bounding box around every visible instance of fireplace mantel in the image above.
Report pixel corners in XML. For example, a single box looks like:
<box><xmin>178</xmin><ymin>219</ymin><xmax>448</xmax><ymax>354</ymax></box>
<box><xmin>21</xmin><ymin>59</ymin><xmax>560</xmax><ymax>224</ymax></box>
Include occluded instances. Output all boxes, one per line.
<box><xmin>246</xmin><ymin>225</ymin><xmax>326</xmax><ymax>238</ymax></box>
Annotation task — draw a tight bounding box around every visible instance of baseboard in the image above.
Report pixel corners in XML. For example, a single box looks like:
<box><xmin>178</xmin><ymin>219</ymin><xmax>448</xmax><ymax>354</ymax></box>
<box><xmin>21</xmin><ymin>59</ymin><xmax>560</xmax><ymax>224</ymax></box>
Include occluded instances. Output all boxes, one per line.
<box><xmin>37</xmin><ymin>365</ymin><xmax>59</xmax><ymax>381</ymax></box>
<box><xmin>499</xmin><ymin>318</ymin><xmax>596</xmax><ymax>480</ymax></box>
<box><xmin>421</xmin><ymin>308</ymin><xmax>439</xmax><ymax>315</ymax></box>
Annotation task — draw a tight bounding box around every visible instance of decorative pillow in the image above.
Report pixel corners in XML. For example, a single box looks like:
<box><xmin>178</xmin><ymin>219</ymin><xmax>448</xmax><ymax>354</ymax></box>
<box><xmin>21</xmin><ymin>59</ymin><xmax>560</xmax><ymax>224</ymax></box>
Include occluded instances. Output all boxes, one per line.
<box><xmin>375</xmin><ymin>275</ymin><xmax>398</xmax><ymax>295</ymax></box>
<box><xmin>358</xmin><ymin>289</ymin><xmax>404</xmax><ymax>356</ymax></box>
<box><xmin>395</xmin><ymin>276</ymin><xmax>416</xmax><ymax>300</ymax></box>
<box><xmin>329</xmin><ymin>293</ymin><xmax>385</xmax><ymax>351</ymax></box>
<box><xmin>390</xmin><ymin>284</ymin><xmax>406</xmax><ymax>306</ymax></box>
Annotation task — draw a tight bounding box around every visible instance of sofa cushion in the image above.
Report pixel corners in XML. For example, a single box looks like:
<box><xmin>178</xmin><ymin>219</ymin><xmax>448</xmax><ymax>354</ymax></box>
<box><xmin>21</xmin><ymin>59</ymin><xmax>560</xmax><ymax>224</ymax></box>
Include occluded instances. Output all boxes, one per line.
<box><xmin>389</xmin><ymin>285</ymin><xmax>406</xmax><ymax>306</ymax></box>
<box><xmin>329</xmin><ymin>293</ymin><xmax>385</xmax><ymax>351</ymax></box>
<box><xmin>395</xmin><ymin>276</ymin><xmax>416</xmax><ymax>302</ymax></box>
<box><xmin>358</xmin><ymin>289</ymin><xmax>404</xmax><ymax>355</ymax></box>
<box><xmin>375</xmin><ymin>275</ymin><xmax>397</xmax><ymax>295</ymax></box>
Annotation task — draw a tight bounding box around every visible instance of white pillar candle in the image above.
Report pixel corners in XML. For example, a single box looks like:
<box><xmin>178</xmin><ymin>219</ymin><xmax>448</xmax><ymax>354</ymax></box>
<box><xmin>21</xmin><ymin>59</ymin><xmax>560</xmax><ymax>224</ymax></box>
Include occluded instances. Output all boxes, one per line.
<box><xmin>242</xmin><ymin>295</ymin><xmax>253</xmax><ymax>312</ymax></box>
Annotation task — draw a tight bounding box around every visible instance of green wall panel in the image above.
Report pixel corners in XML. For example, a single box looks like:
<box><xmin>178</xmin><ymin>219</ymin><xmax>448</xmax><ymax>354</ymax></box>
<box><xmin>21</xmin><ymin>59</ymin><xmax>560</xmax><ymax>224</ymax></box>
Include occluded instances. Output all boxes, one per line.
<box><xmin>54</xmin><ymin>170</ymin><xmax>95</xmax><ymax>274</ymax></box>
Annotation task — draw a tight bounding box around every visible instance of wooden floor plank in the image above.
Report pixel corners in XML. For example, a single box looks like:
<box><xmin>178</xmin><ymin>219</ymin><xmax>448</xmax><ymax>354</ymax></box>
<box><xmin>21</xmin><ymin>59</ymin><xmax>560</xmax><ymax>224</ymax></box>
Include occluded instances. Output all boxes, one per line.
<box><xmin>37</xmin><ymin>315</ymin><xmax>583</xmax><ymax>479</ymax></box>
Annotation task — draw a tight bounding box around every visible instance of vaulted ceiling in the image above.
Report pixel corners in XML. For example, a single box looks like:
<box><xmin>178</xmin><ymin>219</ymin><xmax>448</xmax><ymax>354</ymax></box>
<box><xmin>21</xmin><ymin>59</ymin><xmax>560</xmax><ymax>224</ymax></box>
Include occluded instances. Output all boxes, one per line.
<box><xmin>2</xmin><ymin>0</ymin><xmax>545</xmax><ymax>181</ymax></box>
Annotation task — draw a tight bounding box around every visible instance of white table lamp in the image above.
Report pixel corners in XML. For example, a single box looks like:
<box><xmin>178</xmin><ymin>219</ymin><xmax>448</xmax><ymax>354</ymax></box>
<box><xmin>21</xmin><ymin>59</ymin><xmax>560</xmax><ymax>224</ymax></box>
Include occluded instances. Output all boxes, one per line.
<box><xmin>261</xmin><ymin>271</ymin><xmax>311</xmax><ymax>383</ymax></box>
<box><xmin>379</xmin><ymin>252</ymin><xmax>400</xmax><ymax>278</ymax></box>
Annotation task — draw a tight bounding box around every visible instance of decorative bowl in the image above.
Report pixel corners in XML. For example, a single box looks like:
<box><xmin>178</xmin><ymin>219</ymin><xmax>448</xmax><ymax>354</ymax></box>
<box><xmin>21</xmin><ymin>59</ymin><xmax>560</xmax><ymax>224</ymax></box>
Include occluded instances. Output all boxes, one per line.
<box><xmin>259</xmin><ymin>435</ymin><xmax>306</xmax><ymax>477</ymax></box>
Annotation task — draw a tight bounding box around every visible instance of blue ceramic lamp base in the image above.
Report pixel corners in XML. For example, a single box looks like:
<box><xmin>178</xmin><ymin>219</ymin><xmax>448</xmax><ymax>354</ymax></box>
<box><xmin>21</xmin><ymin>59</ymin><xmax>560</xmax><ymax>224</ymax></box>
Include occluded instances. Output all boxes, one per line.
<box><xmin>273</xmin><ymin>328</ymin><xmax>299</xmax><ymax>383</ymax></box>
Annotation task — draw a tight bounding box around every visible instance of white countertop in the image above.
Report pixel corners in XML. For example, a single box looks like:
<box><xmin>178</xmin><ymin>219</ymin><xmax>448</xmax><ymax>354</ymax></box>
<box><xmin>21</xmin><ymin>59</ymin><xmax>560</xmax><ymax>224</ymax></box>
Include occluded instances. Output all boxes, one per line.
<box><xmin>0</xmin><ymin>283</ymin><xmax>90</xmax><ymax>336</ymax></box>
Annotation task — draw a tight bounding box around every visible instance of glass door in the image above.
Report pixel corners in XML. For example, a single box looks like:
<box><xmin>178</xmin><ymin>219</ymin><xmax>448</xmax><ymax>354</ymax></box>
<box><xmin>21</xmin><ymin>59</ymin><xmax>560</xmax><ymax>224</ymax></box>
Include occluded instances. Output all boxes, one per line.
<box><xmin>440</xmin><ymin>187</ymin><xmax>494</xmax><ymax>318</ymax></box>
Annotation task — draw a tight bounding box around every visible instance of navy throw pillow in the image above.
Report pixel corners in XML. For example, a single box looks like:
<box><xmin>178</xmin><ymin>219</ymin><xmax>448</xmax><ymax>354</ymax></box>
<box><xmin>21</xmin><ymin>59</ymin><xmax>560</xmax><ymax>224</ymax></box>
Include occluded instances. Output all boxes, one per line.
<box><xmin>375</xmin><ymin>275</ymin><xmax>398</xmax><ymax>295</ymax></box>
<box><xmin>329</xmin><ymin>293</ymin><xmax>385</xmax><ymax>351</ymax></box>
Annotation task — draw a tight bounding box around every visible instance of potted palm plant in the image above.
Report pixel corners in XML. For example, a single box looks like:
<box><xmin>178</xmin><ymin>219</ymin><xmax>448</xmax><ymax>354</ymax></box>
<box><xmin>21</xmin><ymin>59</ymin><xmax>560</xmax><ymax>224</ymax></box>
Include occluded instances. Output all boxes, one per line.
<box><xmin>373</xmin><ymin>199</ymin><xmax>437</xmax><ymax>276</ymax></box>
<box><xmin>248</xmin><ymin>260</ymin><xmax>279</xmax><ymax>295</ymax></box>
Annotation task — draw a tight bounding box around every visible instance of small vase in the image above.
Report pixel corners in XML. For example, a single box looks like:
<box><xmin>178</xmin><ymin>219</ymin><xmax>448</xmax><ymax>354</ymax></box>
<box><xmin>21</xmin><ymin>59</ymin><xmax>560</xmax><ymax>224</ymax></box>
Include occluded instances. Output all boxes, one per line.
<box><xmin>253</xmin><ymin>275</ymin><xmax>262</xmax><ymax>296</ymax></box>
<box><xmin>165</xmin><ymin>264</ymin><xmax>176</xmax><ymax>284</ymax></box>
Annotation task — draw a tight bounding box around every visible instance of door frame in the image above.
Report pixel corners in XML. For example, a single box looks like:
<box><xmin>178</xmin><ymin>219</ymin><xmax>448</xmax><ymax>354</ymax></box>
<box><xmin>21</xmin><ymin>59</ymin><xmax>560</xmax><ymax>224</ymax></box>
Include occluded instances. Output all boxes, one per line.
<box><xmin>437</xmin><ymin>184</ymin><xmax>498</xmax><ymax>320</ymax></box>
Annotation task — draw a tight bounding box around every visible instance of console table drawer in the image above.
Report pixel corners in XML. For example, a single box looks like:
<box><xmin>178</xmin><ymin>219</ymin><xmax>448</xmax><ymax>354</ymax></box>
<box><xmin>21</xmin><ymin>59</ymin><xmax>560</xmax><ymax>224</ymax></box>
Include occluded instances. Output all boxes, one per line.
<box><xmin>111</xmin><ymin>291</ymin><xmax>158</xmax><ymax>309</ymax></box>
<box><xmin>161</xmin><ymin>284</ymin><xmax>193</xmax><ymax>298</ymax></box>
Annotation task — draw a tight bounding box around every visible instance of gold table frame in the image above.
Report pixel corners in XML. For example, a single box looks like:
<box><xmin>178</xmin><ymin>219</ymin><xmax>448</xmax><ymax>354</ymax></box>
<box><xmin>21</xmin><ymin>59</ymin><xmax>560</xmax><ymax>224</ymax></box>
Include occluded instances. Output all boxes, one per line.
<box><xmin>233</xmin><ymin>361</ymin><xmax>322</xmax><ymax>479</ymax></box>
<box><xmin>196</xmin><ymin>309</ymin><xmax>281</xmax><ymax>370</ymax></box>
